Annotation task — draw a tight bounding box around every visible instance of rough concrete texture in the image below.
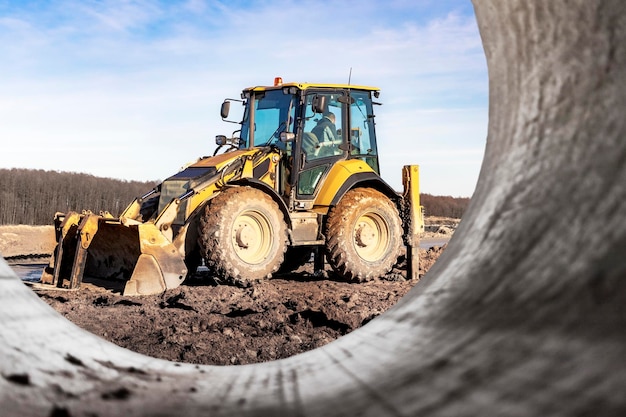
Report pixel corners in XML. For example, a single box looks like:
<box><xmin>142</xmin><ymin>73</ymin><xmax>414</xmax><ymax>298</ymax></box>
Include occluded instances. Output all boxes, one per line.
<box><xmin>1</xmin><ymin>0</ymin><xmax>625</xmax><ymax>415</ymax></box>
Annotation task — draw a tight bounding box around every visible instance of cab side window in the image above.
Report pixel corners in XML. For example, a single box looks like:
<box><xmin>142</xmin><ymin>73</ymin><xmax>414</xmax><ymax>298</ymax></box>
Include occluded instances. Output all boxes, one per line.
<box><xmin>301</xmin><ymin>93</ymin><xmax>344</xmax><ymax>161</ymax></box>
<box><xmin>349</xmin><ymin>91</ymin><xmax>379</xmax><ymax>173</ymax></box>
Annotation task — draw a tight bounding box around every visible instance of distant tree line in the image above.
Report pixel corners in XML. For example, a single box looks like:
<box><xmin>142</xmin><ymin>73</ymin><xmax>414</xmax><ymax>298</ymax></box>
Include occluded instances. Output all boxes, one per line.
<box><xmin>0</xmin><ymin>169</ymin><xmax>470</xmax><ymax>225</ymax></box>
<box><xmin>421</xmin><ymin>193</ymin><xmax>470</xmax><ymax>219</ymax></box>
<box><xmin>0</xmin><ymin>168</ymin><xmax>157</xmax><ymax>225</ymax></box>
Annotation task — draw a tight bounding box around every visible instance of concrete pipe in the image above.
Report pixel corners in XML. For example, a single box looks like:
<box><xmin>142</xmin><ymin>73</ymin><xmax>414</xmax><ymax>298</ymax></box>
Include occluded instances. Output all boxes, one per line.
<box><xmin>1</xmin><ymin>0</ymin><xmax>625</xmax><ymax>415</ymax></box>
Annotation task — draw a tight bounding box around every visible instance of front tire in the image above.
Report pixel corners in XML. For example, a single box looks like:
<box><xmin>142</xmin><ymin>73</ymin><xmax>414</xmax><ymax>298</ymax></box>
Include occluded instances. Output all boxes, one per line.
<box><xmin>325</xmin><ymin>188</ymin><xmax>403</xmax><ymax>282</ymax></box>
<box><xmin>198</xmin><ymin>186</ymin><xmax>288</xmax><ymax>286</ymax></box>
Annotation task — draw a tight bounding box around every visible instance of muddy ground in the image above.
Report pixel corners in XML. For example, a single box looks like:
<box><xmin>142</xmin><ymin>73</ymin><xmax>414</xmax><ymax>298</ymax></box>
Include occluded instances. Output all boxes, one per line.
<box><xmin>2</xmin><ymin>225</ymin><xmax>450</xmax><ymax>366</ymax></box>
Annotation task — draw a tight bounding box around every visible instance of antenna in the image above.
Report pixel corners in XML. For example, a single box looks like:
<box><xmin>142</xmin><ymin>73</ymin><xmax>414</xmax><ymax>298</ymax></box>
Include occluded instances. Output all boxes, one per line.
<box><xmin>348</xmin><ymin>67</ymin><xmax>352</xmax><ymax>85</ymax></box>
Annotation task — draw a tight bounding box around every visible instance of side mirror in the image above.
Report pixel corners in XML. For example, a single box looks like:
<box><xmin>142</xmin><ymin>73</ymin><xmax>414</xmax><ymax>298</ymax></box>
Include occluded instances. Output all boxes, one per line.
<box><xmin>220</xmin><ymin>101</ymin><xmax>231</xmax><ymax>119</ymax></box>
<box><xmin>312</xmin><ymin>95</ymin><xmax>327</xmax><ymax>114</ymax></box>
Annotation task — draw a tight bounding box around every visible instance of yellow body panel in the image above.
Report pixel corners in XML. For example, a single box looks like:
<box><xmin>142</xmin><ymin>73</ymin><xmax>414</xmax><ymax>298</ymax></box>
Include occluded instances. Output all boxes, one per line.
<box><xmin>244</xmin><ymin>82</ymin><xmax>379</xmax><ymax>94</ymax></box>
<box><xmin>192</xmin><ymin>149</ymin><xmax>250</xmax><ymax>169</ymax></box>
<box><xmin>186</xmin><ymin>149</ymin><xmax>279</xmax><ymax>219</ymax></box>
<box><xmin>314</xmin><ymin>159</ymin><xmax>377</xmax><ymax>207</ymax></box>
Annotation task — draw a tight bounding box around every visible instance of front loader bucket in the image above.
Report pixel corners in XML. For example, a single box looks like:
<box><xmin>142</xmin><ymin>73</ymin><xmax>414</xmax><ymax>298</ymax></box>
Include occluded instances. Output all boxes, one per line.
<box><xmin>40</xmin><ymin>212</ymin><xmax>187</xmax><ymax>296</ymax></box>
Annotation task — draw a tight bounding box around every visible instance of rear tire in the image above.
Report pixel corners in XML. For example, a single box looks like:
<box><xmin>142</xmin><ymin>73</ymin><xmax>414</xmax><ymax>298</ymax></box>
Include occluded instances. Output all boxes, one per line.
<box><xmin>198</xmin><ymin>186</ymin><xmax>288</xmax><ymax>286</ymax></box>
<box><xmin>325</xmin><ymin>188</ymin><xmax>403</xmax><ymax>283</ymax></box>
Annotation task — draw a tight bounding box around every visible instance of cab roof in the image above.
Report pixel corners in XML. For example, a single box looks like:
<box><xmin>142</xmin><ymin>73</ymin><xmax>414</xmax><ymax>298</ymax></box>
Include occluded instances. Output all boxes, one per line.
<box><xmin>243</xmin><ymin>79</ymin><xmax>380</xmax><ymax>94</ymax></box>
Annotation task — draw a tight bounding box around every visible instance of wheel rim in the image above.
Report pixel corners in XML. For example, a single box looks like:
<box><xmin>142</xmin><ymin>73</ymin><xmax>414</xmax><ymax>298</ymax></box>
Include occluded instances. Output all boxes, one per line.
<box><xmin>353</xmin><ymin>212</ymin><xmax>390</xmax><ymax>262</ymax></box>
<box><xmin>231</xmin><ymin>209</ymin><xmax>273</xmax><ymax>265</ymax></box>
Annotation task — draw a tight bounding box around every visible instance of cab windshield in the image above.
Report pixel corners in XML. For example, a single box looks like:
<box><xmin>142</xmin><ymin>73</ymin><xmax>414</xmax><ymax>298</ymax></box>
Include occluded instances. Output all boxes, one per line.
<box><xmin>240</xmin><ymin>89</ymin><xmax>295</xmax><ymax>149</ymax></box>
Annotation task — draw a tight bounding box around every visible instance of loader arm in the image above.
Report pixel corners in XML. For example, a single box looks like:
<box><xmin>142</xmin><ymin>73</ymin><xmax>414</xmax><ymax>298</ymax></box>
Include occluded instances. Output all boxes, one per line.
<box><xmin>40</xmin><ymin>147</ymin><xmax>283</xmax><ymax>296</ymax></box>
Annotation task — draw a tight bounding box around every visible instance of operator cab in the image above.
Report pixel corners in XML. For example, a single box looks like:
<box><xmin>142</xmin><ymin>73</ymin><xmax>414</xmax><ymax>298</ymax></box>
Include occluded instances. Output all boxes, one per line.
<box><xmin>219</xmin><ymin>78</ymin><xmax>382</xmax><ymax>207</ymax></box>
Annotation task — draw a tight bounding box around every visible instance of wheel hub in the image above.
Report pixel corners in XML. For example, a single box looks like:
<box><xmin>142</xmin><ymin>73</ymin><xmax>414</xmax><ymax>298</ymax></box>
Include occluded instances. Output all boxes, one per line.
<box><xmin>235</xmin><ymin>223</ymin><xmax>253</xmax><ymax>249</ymax></box>
<box><xmin>231</xmin><ymin>211</ymin><xmax>272</xmax><ymax>265</ymax></box>
<box><xmin>355</xmin><ymin>223</ymin><xmax>377</xmax><ymax>248</ymax></box>
<box><xmin>353</xmin><ymin>213</ymin><xmax>389</xmax><ymax>262</ymax></box>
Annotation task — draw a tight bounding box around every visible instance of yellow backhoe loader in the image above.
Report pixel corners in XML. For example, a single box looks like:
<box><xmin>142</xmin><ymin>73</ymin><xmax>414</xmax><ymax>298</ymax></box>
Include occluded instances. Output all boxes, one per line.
<box><xmin>40</xmin><ymin>78</ymin><xmax>424</xmax><ymax>295</ymax></box>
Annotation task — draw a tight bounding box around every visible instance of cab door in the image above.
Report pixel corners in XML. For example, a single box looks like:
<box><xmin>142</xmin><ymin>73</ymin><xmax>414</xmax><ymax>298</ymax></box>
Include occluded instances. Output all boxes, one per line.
<box><xmin>293</xmin><ymin>90</ymin><xmax>348</xmax><ymax>209</ymax></box>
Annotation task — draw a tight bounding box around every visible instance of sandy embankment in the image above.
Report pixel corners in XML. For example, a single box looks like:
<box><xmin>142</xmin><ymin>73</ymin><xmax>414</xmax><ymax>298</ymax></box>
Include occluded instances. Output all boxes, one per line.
<box><xmin>0</xmin><ymin>225</ymin><xmax>56</xmax><ymax>263</ymax></box>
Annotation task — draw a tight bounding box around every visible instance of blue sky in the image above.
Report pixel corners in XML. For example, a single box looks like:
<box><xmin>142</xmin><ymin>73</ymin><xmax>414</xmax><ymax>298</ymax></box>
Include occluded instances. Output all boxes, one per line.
<box><xmin>0</xmin><ymin>0</ymin><xmax>487</xmax><ymax>197</ymax></box>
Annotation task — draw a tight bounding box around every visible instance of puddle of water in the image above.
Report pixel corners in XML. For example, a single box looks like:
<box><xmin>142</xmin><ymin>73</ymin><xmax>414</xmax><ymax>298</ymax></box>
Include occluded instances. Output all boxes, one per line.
<box><xmin>420</xmin><ymin>237</ymin><xmax>450</xmax><ymax>249</ymax></box>
<box><xmin>9</xmin><ymin>264</ymin><xmax>46</xmax><ymax>282</ymax></box>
